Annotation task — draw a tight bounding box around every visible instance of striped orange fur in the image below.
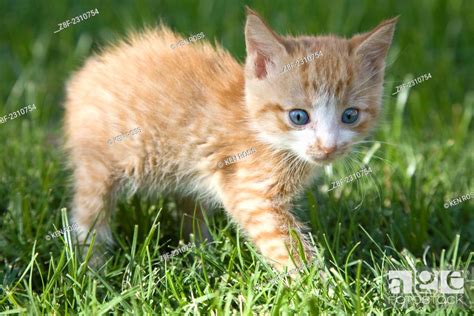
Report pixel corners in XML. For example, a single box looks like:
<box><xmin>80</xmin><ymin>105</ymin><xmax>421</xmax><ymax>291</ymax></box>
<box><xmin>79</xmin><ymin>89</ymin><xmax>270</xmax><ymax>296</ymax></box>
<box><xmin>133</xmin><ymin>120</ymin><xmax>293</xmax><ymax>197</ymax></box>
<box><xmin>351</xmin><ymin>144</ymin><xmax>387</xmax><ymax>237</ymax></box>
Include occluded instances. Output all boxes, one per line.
<box><xmin>64</xmin><ymin>8</ymin><xmax>397</xmax><ymax>271</ymax></box>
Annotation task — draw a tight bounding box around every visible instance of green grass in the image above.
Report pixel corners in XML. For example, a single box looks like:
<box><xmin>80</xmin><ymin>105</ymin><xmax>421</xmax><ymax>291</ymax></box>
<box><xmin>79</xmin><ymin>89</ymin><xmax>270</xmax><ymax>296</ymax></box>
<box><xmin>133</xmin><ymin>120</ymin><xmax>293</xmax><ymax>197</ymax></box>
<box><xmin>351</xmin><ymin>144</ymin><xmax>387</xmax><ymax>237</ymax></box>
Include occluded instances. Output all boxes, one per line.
<box><xmin>0</xmin><ymin>0</ymin><xmax>473</xmax><ymax>314</ymax></box>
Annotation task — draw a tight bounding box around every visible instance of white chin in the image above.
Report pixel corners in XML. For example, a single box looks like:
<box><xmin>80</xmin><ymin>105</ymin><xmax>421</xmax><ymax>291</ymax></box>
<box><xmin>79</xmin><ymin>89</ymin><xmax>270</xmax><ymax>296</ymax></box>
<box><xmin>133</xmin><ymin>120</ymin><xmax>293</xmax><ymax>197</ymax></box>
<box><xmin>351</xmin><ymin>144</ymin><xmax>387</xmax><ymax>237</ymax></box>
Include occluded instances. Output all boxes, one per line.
<box><xmin>310</xmin><ymin>155</ymin><xmax>337</xmax><ymax>165</ymax></box>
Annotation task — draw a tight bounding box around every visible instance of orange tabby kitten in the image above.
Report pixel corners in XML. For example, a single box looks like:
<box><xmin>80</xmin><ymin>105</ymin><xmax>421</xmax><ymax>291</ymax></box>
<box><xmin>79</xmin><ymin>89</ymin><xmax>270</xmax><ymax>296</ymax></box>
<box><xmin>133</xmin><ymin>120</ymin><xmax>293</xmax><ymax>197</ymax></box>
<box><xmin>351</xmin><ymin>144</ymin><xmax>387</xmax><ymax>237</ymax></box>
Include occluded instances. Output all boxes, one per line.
<box><xmin>64</xmin><ymin>8</ymin><xmax>397</xmax><ymax>271</ymax></box>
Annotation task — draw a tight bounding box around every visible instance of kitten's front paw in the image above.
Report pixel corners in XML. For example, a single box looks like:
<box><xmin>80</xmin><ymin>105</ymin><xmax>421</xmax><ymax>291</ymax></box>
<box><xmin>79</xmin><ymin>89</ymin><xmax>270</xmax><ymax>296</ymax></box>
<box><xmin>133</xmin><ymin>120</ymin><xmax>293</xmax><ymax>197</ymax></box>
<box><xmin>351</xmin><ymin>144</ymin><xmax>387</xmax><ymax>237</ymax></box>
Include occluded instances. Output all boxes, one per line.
<box><xmin>81</xmin><ymin>244</ymin><xmax>113</xmax><ymax>270</ymax></box>
<box><xmin>72</xmin><ymin>222</ymin><xmax>114</xmax><ymax>269</ymax></box>
<box><xmin>281</xmin><ymin>243</ymin><xmax>325</xmax><ymax>281</ymax></box>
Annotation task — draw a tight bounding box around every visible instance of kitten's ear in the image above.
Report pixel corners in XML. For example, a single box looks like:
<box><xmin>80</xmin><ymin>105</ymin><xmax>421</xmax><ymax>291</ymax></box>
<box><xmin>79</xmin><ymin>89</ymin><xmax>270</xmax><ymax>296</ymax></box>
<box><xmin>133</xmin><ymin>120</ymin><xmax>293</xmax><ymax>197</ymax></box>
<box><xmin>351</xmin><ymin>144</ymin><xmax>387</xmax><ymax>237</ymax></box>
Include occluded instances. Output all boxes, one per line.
<box><xmin>245</xmin><ymin>7</ymin><xmax>286</xmax><ymax>79</ymax></box>
<box><xmin>350</xmin><ymin>17</ymin><xmax>398</xmax><ymax>73</ymax></box>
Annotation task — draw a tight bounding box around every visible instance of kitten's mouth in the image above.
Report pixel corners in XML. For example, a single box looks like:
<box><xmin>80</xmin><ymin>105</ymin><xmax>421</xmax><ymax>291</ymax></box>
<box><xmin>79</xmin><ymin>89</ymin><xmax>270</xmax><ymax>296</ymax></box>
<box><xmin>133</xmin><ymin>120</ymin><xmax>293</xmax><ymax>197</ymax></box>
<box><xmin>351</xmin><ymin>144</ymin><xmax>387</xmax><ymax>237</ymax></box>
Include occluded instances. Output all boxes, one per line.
<box><xmin>309</xmin><ymin>154</ymin><xmax>338</xmax><ymax>165</ymax></box>
<box><xmin>306</xmin><ymin>146</ymin><xmax>351</xmax><ymax>165</ymax></box>
<box><xmin>309</xmin><ymin>149</ymin><xmax>348</xmax><ymax>165</ymax></box>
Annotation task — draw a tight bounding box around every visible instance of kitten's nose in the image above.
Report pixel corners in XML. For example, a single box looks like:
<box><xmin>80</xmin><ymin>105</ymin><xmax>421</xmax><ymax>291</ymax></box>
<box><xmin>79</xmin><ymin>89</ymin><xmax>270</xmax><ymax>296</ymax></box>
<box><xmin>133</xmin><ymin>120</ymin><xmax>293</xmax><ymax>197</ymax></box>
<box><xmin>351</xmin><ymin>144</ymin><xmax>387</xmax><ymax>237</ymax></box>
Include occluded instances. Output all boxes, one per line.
<box><xmin>321</xmin><ymin>146</ymin><xmax>336</xmax><ymax>155</ymax></box>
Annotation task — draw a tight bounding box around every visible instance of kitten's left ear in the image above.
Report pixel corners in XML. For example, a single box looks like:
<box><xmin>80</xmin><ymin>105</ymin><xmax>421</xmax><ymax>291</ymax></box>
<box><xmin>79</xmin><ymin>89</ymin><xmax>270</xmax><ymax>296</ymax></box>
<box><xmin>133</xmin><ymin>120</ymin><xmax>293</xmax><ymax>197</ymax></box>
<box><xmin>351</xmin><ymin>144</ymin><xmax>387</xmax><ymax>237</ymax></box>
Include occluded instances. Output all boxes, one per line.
<box><xmin>350</xmin><ymin>17</ymin><xmax>398</xmax><ymax>72</ymax></box>
<box><xmin>244</xmin><ymin>7</ymin><xmax>287</xmax><ymax>79</ymax></box>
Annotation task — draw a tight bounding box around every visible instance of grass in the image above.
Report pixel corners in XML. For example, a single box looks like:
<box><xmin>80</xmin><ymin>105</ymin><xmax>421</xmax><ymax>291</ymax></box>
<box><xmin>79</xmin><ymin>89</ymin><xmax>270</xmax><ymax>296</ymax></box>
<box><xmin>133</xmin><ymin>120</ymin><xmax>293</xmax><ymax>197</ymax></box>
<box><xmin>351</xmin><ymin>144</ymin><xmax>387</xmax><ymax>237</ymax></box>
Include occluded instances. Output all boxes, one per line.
<box><xmin>0</xmin><ymin>0</ymin><xmax>473</xmax><ymax>314</ymax></box>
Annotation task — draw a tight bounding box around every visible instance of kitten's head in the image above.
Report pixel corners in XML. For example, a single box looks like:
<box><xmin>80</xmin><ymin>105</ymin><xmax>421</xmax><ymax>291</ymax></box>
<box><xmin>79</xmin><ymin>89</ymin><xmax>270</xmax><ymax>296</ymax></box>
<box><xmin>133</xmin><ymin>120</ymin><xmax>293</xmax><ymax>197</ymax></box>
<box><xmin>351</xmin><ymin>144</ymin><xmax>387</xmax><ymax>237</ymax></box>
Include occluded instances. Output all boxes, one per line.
<box><xmin>244</xmin><ymin>8</ymin><xmax>397</xmax><ymax>165</ymax></box>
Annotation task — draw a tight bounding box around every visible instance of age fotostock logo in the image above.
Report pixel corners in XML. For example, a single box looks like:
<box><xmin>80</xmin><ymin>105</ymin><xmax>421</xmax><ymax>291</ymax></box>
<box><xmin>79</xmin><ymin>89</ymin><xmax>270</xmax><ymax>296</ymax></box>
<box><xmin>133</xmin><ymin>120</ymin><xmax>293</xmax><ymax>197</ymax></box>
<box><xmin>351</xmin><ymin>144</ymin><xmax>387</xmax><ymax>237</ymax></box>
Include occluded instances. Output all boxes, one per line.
<box><xmin>386</xmin><ymin>269</ymin><xmax>468</xmax><ymax>308</ymax></box>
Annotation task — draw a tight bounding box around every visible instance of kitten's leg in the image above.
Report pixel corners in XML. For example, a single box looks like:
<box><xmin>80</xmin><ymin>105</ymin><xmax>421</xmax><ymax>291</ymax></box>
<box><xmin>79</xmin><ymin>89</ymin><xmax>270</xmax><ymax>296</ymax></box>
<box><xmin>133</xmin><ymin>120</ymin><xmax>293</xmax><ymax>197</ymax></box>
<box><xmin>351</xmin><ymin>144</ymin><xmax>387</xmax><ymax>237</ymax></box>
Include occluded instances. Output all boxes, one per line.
<box><xmin>70</xmin><ymin>164</ymin><xmax>115</xmax><ymax>266</ymax></box>
<box><xmin>222</xmin><ymin>194</ymin><xmax>314</xmax><ymax>272</ymax></box>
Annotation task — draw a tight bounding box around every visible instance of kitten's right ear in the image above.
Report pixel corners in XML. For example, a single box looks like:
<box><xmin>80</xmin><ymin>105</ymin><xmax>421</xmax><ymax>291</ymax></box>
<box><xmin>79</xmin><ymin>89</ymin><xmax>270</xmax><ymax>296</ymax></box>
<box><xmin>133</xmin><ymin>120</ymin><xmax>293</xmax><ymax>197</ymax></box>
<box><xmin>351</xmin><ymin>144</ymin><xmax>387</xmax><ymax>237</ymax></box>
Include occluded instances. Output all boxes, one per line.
<box><xmin>350</xmin><ymin>17</ymin><xmax>398</xmax><ymax>74</ymax></box>
<box><xmin>245</xmin><ymin>7</ymin><xmax>286</xmax><ymax>79</ymax></box>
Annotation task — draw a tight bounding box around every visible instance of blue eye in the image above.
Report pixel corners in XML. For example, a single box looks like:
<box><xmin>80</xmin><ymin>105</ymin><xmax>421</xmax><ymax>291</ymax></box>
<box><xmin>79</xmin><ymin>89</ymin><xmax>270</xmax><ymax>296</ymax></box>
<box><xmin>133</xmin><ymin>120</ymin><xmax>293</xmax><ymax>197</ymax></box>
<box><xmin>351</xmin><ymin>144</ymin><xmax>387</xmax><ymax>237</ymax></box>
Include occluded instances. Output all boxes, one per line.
<box><xmin>289</xmin><ymin>109</ymin><xmax>310</xmax><ymax>125</ymax></box>
<box><xmin>341</xmin><ymin>108</ymin><xmax>359</xmax><ymax>124</ymax></box>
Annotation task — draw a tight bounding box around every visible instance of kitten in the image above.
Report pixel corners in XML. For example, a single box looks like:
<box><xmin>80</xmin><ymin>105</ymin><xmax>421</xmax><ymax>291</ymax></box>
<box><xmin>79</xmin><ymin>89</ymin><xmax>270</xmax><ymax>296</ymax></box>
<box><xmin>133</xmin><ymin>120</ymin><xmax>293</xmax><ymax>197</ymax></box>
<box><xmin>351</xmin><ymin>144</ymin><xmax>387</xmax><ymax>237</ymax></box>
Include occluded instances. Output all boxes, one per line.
<box><xmin>64</xmin><ymin>8</ymin><xmax>397</xmax><ymax>271</ymax></box>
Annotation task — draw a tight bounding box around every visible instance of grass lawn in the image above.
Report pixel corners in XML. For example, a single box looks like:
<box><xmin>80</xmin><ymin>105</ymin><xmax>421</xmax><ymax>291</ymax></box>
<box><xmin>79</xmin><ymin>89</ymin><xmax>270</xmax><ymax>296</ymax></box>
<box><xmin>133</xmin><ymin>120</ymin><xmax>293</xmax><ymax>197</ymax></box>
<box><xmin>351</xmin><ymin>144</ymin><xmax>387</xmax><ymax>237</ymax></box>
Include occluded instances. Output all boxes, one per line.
<box><xmin>0</xmin><ymin>0</ymin><xmax>473</xmax><ymax>314</ymax></box>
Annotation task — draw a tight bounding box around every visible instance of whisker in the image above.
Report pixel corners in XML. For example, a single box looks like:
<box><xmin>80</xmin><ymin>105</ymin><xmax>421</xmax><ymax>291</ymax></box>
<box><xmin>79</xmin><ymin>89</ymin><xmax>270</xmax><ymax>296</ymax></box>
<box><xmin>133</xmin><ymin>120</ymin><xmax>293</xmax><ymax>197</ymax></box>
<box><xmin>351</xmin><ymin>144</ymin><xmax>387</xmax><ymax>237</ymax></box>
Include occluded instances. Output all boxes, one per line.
<box><xmin>347</xmin><ymin>155</ymin><xmax>382</xmax><ymax>210</ymax></box>
<box><xmin>351</xmin><ymin>149</ymin><xmax>395</xmax><ymax>169</ymax></box>
<box><xmin>345</xmin><ymin>156</ymin><xmax>366</xmax><ymax>211</ymax></box>
<box><xmin>352</xmin><ymin>140</ymin><xmax>400</xmax><ymax>148</ymax></box>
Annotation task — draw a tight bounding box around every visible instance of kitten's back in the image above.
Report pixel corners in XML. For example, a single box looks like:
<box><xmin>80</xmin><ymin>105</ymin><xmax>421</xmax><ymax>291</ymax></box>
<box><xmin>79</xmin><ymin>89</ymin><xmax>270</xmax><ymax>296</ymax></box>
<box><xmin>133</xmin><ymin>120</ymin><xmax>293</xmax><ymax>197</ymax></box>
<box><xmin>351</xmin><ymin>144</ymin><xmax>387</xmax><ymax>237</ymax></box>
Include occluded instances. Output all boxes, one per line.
<box><xmin>64</xmin><ymin>26</ymin><xmax>246</xmax><ymax>191</ymax></box>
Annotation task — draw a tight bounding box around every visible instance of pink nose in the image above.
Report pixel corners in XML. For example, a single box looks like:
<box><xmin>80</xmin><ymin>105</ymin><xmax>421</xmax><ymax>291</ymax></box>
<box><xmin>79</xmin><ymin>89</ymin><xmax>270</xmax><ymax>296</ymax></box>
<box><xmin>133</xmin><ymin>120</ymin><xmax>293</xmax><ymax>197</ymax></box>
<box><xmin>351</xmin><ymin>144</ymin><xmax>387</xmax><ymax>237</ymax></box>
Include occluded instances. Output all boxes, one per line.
<box><xmin>321</xmin><ymin>146</ymin><xmax>336</xmax><ymax>155</ymax></box>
